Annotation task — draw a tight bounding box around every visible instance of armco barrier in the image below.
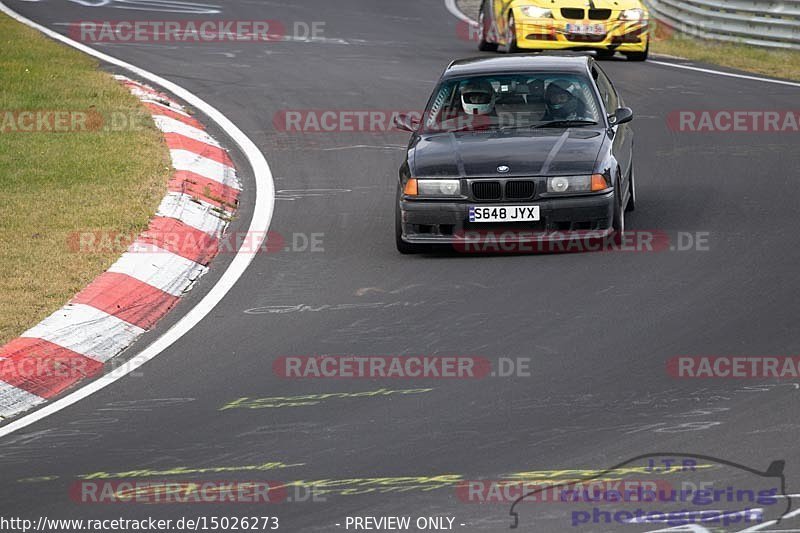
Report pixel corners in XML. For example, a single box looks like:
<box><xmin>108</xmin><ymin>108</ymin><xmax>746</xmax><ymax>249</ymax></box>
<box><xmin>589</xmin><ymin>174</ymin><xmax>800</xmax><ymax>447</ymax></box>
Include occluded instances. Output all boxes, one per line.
<box><xmin>645</xmin><ymin>0</ymin><xmax>800</xmax><ymax>49</ymax></box>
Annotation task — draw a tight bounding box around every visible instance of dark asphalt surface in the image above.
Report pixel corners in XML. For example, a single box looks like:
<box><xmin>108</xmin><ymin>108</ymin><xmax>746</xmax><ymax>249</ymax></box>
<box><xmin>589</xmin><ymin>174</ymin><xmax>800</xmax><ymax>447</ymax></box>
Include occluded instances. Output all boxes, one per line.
<box><xmin>1</xmin><ymin>0</ymin><xmax>800</xmax><ymax>532</ymax></box>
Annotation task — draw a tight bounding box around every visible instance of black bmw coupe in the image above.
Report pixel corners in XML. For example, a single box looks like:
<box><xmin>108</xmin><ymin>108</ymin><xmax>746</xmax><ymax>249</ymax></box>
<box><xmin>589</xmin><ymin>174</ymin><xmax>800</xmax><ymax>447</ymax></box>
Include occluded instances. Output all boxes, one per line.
<box><xmin>394</xmin><ymin>55</ymin><xmax>636</xmax><ymax>254</ymax></box>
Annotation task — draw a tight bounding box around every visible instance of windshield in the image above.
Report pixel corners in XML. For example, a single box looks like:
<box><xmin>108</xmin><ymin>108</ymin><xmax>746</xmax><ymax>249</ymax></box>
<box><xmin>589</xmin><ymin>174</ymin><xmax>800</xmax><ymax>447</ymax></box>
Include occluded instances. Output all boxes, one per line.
<box><xmin>422</xmin><ymin>73</ymin><xmax>603</xmax><ymax>133</ymax></box>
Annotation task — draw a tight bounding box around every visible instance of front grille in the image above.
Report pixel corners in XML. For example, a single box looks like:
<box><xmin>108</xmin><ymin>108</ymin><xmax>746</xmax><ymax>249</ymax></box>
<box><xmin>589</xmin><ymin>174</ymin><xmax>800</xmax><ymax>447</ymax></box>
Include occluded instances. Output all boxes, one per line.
<box><xmin>472</xmin><ymin>181</ymin><xmax>502</xmax><ymax>200</ymax></box>
<box><xmin>463</xmin><ymin>221</ymin><xmax>546</xmax><ymax>232</ymax></box>
<box><xmin>561</xmin><ymin>8</ymin><xmax>584</xmax><ymax>19</ymax></box>
<box><xmin>588</xmin><ymin>8</ymin><xmax>612</xmax><ymax>20</ymax></box>
<box><xmin>525</xmin><ymin>32</ymin><xmax>556</xmax><ymax>41</ymax></box>
<box><xmin>566</xmin><ymin>34</ymin><xmax>607</xmax><ymax>42</ymax></box>
<box><xmin>505</xmin><ymin>180</ymin><xmax>535</xmax><ymax>199</ymax></box>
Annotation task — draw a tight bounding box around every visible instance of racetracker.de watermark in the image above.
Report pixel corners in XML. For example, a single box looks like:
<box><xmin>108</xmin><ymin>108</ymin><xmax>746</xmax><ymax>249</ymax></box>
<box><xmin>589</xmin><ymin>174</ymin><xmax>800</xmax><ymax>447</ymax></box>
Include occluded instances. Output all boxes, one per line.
<box><xmin>69</xmin><ymin>20</ymin><xmax>325</xmax><ymax>43</ymax></box>
<box><xmin>67</xmin><ymin>231</ymin><xmax>325</xmax><ymax>255</ymax></box>
<box><xmin>272</xmin><ymin>110</ymin><xmax>562</xmax><ymax>134</ymax></box>
<box><xmin>452</xmin><ymin>230</ymin><xmax>710</xmax><ymax>254</ymax></box>
<box><xmin>273</xmin><ymin>356</ymin><xmax>531</xmax><ymax>379</ymax></box>
<box><xmin>0</xmin><ymin>353</ymin><xmax>150</xmax><ymax>381</ymax></box>
<box><xmin>70</xmin><ymin>480</ymin><xmax>288</xmax><ymax>504</ymax></box>
<box><xmin>273</xmin><ymin>109</ymin><xmax>423</xmax><ymax>133</ymax></box>
<box><xmin>0</xmin><ymin>110</ymin><xmax>150</xmax><ymax>133</ymax></box>
<box><xmin>457</xmin><ymin>480</ymin><xmax>674</xmax><ymax>504</ymax></box>
<box><xmin>668</xmin><ymin>356</ymin><xmax>800</xmax><ymax>379</ymax></box>
<box><xmin>668</xmin><ymin>110</ymin><xmax>800</xmax><ymax>133</ymax></box>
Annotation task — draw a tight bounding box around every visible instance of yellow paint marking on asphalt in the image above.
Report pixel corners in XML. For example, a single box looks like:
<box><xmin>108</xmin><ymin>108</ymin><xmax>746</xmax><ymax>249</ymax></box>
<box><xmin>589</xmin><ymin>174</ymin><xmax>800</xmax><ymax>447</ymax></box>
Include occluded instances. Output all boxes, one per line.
<box><xmin>79</xmin><ymin>461</ymin><xmax>305</xmax><ymax>480</ymax></box>
<box><xmin>505</xmin><ymin>464</ymin><xmax>715</xmax><ymax>480</ymax></box>
<box><xmin>20</xmin><ymin>464</ymin><xmax>718</xmax><ymax>497</ymax></box>
<box><xmin>220</xmin><ymin>388</ymin><xmax>434</xmax><ymax>410</ymax></box>
<box><xmin>276</xmin><ymin>475</ymin><xmax>465</xmax><ymax>496</ymax></box>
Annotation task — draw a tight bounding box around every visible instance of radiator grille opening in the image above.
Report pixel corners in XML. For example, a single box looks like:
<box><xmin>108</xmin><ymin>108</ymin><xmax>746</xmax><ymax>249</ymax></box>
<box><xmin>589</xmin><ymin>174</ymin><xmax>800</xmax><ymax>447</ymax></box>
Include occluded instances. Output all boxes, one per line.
<box><xmin>472</xmin><ymin>181</ymin><xmax>502</xmax><ymax>200</ymax></box>
<box><xmin>561</xmin><ymin>8</ymin><xmax>584</xmax><ymax>19</ymax></box>
<box><xmin>588</xmin><ymin>9</ymin><xmax>612</xmax><ymax>20</ymax></box>
<box><xmin>505</xmin><ymin>181</ymin><xmax>536</xmax><ymax>199</ymax></box>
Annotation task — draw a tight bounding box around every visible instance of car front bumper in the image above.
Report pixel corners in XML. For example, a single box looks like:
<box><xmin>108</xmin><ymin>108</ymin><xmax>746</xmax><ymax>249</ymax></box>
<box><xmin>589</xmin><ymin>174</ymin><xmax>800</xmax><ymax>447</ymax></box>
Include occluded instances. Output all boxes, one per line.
<box><xmin>398</xmin><ymin>191</ymin><xmax>615</xmax><ymax>245</ymax></box>
<box><xmin>512</xmin><ymin>16</ymin><xmax>649</xmax><ymax>53</ymax></box>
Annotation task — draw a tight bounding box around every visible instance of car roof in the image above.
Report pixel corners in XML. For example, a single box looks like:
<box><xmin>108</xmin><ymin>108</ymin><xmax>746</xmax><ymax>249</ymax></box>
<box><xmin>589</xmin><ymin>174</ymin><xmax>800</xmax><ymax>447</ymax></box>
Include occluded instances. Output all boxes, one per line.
<box><xmin>442</xmin><ymin>54</ymin><xmax>593</xmax><ymax>79</ymax></box>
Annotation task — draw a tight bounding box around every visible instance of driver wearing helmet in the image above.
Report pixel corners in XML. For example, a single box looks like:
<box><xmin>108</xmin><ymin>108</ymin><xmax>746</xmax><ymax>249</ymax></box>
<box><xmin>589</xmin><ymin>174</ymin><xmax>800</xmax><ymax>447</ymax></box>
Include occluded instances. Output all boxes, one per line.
<box><xmin>460</xmin><ymin>79</ymin><xmax>496</xmax><ymax>116</ymax></box>
<box><xmin>545</xmin><ymin>79</ymin><xmax>586</xmax><ymax>120</ymax></box>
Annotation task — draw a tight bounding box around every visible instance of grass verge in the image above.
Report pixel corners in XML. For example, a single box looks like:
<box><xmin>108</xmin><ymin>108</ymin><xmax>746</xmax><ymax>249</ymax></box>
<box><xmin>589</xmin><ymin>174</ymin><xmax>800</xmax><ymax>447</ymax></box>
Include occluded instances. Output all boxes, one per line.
<box><xmin>651</xmin><ymin>34</ymin><xmax>800</xmax><ymax>82</ymax></box>
<box><xmin>0</xmin><ymin>12</ymin><xmax>171</xmax><ymax>346</ymax></box>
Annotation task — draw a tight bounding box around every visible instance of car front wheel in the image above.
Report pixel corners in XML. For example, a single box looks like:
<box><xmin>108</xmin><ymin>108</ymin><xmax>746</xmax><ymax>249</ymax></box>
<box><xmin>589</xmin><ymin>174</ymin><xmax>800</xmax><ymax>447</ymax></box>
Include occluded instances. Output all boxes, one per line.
<box><xmin>625</xmin><ymin>39</ymin><xmax>649</xmax><ymax>61</ymax></box>
<box><xmin>625</xmin><ymin>164</ymin><xmax>636</xmax><ymax>212</ymax></box>
<box><xmin>612</xmin><ymin>176</ymin><xmax>626</xmax><ymax>244</ymax></box>
<box><xmin>506</xmin><ymin>13</ymin><xmax>520</xmax><ymax>53</ymax></box>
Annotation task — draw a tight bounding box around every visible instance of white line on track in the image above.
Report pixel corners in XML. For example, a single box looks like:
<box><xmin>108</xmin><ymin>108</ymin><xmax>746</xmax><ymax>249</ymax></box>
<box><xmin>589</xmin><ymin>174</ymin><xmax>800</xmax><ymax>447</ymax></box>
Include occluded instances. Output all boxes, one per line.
<box><xmin>444</xmin><ymin>0</ymin><xmax>477</xmax><ymax>25</ymax></box>
<box><xmin>443</xmin><ymin>0</ymin><xmax>800</xmax><ymax>89</ymax></box>
<box><xmin>648</xmin><ymin>60</ymin><xmax>800</xmax><ymax>89</ymax></box>
<box><xmin>0</xmin><ymin>1</ymin><xmax>275</xmax><ymax>437</ymax></box>
<box><xmin>735</xmin><ymin>504</ymin><xmax>800</xmax><ymax>532</ymax></box>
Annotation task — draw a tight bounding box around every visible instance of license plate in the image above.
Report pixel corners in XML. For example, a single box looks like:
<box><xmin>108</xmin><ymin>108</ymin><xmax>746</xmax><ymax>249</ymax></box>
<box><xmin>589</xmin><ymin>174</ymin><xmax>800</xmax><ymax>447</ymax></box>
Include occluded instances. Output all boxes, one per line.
<box><xmin>566</xmin><ymin>23</ymin><xmax>605</xmax><ymax>35</ymax></box>
<box><xmin>469</xmin><ymin>205</ymin><xmax>540</xmax><ymax>223</ymax></box>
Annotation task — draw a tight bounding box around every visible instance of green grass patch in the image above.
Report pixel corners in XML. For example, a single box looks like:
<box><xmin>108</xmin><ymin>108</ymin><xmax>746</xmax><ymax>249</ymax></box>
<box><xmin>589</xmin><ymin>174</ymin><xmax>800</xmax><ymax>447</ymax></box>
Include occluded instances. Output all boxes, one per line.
<box><xmin>652</xmin><ymin>33</ymin><xmax>800</xmax><ymax>82</ymax></box>
<box><xmin>0</xmin><ymin>13</ymin><xmax>171</xmax><ymax>345</ymax></box>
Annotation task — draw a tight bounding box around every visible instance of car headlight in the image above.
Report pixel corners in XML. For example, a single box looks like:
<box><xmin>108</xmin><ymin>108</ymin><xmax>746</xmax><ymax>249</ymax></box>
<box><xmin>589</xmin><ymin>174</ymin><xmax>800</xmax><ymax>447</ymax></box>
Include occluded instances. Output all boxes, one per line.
<box><xmin>519</xmin><ymin>6</ymin><xmax>553</xmax><ymax>18</ymax></box>
<box><xmin>619</xmin><ymin>8</ymin><xmax>645</xmax><ymax>21</ymax></box>
<box><xmin>416</xmin><ymin>178</ymin><xmax>461</xmax><ymax>197</ymax></box>
<box><xmin>547</xmin><ymin>174</ymin><xmax>610</xmax><ymax>193</ymax></box>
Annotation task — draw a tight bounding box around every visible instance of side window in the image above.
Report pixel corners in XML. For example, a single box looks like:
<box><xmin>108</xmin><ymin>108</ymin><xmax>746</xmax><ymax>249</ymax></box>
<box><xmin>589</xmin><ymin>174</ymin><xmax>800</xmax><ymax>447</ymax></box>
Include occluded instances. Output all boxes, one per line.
<box><xmin>425</xmin><ymin>83</ymin><xmax>454</xmax><ymax>128</ymax></box>
<box><xmin>592</xmin><ymin>66</ymin><xmax>618</xmax><ymax>112</ymax></box>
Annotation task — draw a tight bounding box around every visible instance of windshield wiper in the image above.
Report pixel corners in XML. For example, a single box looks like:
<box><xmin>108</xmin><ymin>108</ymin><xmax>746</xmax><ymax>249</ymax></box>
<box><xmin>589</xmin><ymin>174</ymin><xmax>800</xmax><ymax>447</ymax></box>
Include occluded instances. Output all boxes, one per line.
<box><xmin>531</xmin><ymin>120</ymin><xmax>599</xmax><ymax>129</ymax></box>
<box><xmin>443</xmin><ymin>124</ymin><xmax>501</xmax><ymax>133</ymax></box>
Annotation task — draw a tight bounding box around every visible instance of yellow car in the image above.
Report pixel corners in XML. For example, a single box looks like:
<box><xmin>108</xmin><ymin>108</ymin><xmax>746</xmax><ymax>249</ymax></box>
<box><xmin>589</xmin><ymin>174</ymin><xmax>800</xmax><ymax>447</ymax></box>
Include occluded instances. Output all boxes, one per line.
<box><xmin>477</xmin><ymin>0</ymin><xmax>650</xmax><ymax>61</ymax></box>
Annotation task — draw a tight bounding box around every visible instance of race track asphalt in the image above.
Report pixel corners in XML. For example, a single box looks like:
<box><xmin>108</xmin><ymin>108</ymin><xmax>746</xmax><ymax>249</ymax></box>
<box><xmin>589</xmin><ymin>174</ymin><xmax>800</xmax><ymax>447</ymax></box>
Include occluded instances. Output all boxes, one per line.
<box><xmin>2</xmin><ymin>0</ymin><xmax>800</xmax><ymax>531</ymax></box>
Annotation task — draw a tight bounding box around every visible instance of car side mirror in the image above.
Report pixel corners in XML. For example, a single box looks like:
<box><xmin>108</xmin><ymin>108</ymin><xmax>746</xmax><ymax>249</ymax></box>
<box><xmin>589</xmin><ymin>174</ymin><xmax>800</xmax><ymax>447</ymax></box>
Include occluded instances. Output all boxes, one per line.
<box><xmin>608</xmin><ymin>107</ymin><xmax>633</xmax><ymax>126</ymax></box>
<box><xmin>393</xmin><ymin>113</ymin><xmax>420</xmax><ymax>133</ymax></box>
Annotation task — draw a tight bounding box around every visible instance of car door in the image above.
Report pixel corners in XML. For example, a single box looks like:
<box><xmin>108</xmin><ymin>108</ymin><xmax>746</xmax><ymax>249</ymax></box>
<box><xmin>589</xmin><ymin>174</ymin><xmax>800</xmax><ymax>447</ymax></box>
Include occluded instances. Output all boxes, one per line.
<box><xmin>593</xmin><ymin>64</ymin><xmax>633</xmax><ymax>200</ymax></box>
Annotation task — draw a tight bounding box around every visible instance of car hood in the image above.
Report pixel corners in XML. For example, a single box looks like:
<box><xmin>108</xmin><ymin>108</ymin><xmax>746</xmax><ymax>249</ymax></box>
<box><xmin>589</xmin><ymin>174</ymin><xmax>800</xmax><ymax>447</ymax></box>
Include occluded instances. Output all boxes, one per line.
<box><xmin>530</xmin><ymin>0</ymin><xmax>643</xmax><ymax>10</ymax></box>
<box><xmin>410</xmin><ymin>128</ymin><xmax>606</xmax><ymax>178</ymax></box>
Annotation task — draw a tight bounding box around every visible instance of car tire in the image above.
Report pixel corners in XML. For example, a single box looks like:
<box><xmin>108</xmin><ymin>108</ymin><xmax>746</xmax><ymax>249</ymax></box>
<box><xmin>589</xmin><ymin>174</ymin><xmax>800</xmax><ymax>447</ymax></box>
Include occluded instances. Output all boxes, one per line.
<box><xmin>612</xmin><ymin>173</ymin><xmax>626</xmax><ymax>244</ymax></box>
<box><xmin>506</xmin><ymin>13</ymin><xmax>520</xmax><ymax>53</ymax></box>
<box><xmin>625</xmin><ymin>40</ymin><xmax>649</xmax><ymax>61</ymax></box>
<box><xmin>395</xmin><ymin>195</ymin><xmax>427</xmax><ymax>254</ymax></box>
<box><xmin>625</xmin><ymin>164</ymin><xmax>636</xmax><ymax>212</ymax></box>
<box><xmin>478</xmin><ymin>2</ymin><xmax>499</xmax><ymax>52</ymax></box>
<box><xmin>596</xmin><ymin>49</ymin><xmax>615</xmax><ymax>60</ymax></box>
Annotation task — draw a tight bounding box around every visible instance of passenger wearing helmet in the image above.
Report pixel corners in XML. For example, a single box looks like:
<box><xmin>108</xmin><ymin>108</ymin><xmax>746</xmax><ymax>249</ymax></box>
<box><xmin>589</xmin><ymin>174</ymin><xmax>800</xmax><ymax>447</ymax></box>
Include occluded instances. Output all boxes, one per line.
<box><xmin>460</xmin><ymin>79</ymin><xmax>496</xmax><ymax>116</ymax></box>
<box><xmin>545</xmin><ymin>79</ymin><xmax>586</xmax><ymax>120</ymax></box>
<box><xmin>525</xmin><ymin>79</ymin><xmax>547</xmax><ymax>122</ymax></box>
